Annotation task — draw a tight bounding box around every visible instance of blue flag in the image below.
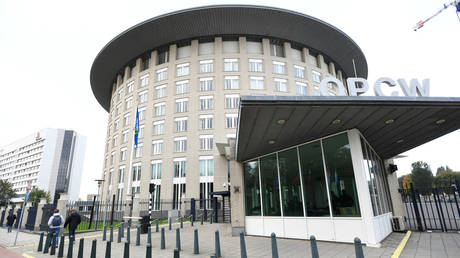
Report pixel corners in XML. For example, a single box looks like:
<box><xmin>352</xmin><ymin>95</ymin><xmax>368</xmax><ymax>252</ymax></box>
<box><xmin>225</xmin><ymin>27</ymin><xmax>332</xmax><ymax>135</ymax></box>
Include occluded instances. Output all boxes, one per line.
<box><xmin>134</xmin><ymin>105</ymin><xmax>139</xmax><ymax>148</ymax></box>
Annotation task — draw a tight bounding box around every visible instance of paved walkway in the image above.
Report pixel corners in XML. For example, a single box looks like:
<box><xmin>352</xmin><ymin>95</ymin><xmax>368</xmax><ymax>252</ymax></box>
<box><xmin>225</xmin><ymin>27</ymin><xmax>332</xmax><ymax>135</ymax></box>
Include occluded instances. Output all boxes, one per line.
<box><xmin>1</xmin><ymin>223</ymin><xmax>403</xmax><ymax>257</ymax></box>
<box><xmin>400</xmin><ymin>232</ymin><xmax>460</xmax><ymax>258</ymax></box>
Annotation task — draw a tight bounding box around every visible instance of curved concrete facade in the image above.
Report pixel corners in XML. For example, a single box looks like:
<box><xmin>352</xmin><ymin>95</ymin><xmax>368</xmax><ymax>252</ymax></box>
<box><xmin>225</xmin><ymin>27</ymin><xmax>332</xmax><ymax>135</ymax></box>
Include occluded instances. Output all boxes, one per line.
<box><xmin>93</xmin><ymin>6</ymin><xmax>368</xmax><ymax>229</ymax></box>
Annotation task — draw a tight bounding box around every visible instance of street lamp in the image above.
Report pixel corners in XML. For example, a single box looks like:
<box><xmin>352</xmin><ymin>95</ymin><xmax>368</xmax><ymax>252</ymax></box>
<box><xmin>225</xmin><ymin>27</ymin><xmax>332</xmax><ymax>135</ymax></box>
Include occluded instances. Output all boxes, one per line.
<box><xmin>94</xmin><ymin>179</ymin><xmax>105</xmax><ymax>230</ymax></box>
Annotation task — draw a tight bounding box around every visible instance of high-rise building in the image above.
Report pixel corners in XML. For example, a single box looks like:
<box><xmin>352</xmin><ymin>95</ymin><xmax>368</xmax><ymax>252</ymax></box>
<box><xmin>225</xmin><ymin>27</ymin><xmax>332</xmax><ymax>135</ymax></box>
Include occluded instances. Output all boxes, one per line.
<box><xmin>0</xmin><ymin>129</ymin><xmax>86</xmax><ymax>203</ymax></box>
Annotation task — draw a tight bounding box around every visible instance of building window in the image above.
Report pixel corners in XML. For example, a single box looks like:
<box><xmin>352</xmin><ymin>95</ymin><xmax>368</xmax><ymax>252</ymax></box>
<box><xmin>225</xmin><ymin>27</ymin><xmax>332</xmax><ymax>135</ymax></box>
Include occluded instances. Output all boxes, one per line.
<box><xmin>138</xmin><ymin>108</ymin><xmax>146</xmax><ymax>121</ymax></box>
<box><xmin>224</xmin><ymin>76</ymin><xmax>239</xmax><ymax>90</ymax></box>
<box><xmin>175</xmin><ymin>98</ymin><xmax>189</xmax><ymax>113</ymax></box>
<box><xmin>278</xmin><ymin>147</ymin><xmax>303</xmax><ymax>216</ymax></box>
<box><xmin>157</xmin><ymin>50</ymin><xmax>169</xmax><ymax>65</ymax></box>
<box><xmin>125</xmin><ymin>97</ymin><xmax>133</xmax><ymax>110</ymax></box>
<box><xmin>140</xmin><ymin>74</ymin><xmax>149</xmax><ymax>87</ymax></box>
<box><xmin>174</xmin><ymin>117</ymin><xmax>188</xmax><ymax>132</ymax></box>
<box><xmin>199</xmin><ymin>156</ymin><xmax>214</xmax><ymax>176</ymax></box>
<box><xmin>114</xmin><ymin>120</ymin><xmax>119</xmax><ymax>131</ymax></box>
<box><xmin>118</xmin><ymin>89</ymin><xmax>123</xmax><ymax>101</ymax></box>
<box><xmin>156</xmin><ymin>68</ymin><xmax>167</xmax><ymax>82</ymax></box>
<box><xmin>173</xmin><ymin>159</ymin><xmax>186</xmax><ymax>178</ymax></box>
<box><xmin>154</xmin><ymin>102</ymin><xmax>165</xmax><ymax>116</ymax></box>
<box><xmin>152</xmin><ymin>140</ymin><xmax>163</xmax><ymax>155</ymax></box>
<box><xmin>135</xmin><ymin>143</ymin><xmax>143</xmax><ymax>158</ymax></box>
<box><xmin>132</xmin><ymin>163</ymin><xmax>141</xmax><ymax>181</ymax></box>
<box><xmin>250</xmin><ymin>76</ymin><xmax>264</xmax><ymax>90</ymax></box>
<box><xmin>118</xmin><ymin>166</ymin><xmax>125</xmax><ymax>183</ymax></box>
<box><xmin>138</xmin><ymin>125</ymin><xmax>144</xmax><ymax>139</ymax></box>
<box><xmin>109</xmin><ymin>169</ymin><xmax>113</xmax><ymax>186</ymax></box>
<box><xmin>110</xmin><ymin>152</ymin><xmax>115</xmax><ymax>165</ymax></box>
<box><xmin>127</xmin><ymin>81</ymin><xmax>134</xmax><ymax>93</ymax></box>
<box><xmin>151</xmin><ymin>160</ymin><xmax>162</xmax><ymax>179</ymax></box>
<box><xmin>176</xmin><ymin>63</ymin><xmax>190</xmax><ymax>77</ymax></box>
<box><xmin>174</xmin><ymin>137</ymin><xmax>187</xmax><ymax>152</ymax></box>
<box><xmin>225</xmin><ymin>94</ymin><xmax>240</xmax><ymax>109</ymax></box>
<box><xmin>260</xmin><ymin>154</ymin><xmax>281</xmax><ymax>216</ymax></box>
<box><xmin>155</xmin><ymin>85</ymin><xmax>166</xmax><ymax>99</ymax></box>
<box><xmin>120</xmin><ymin>148</ymin><xmax>127</xmax><ymax>161</ymax></box>
<box><xmin>225</xmin><ymin>114</ymin><xmax>238</xmax><ymax>128</ymax></box>
<box><xmin>175</xmin><ymin>80</ymin><xmax>189</xmax><ymax>95</ymax></box>
<box><xmin>199</xmin><ymin>182</ymin><xmax>214</xmax><ymax>209</ymax></box>
<box><xmin>270</xmin><ymin>43</ymin><xmax>285</xmax><ymax>57</ymax></box>
<box><xmin>200</xmin><ymin>60</ymin><xmax>214</xmax><ymax>73</ymax></box>
<box><xmin>312</xmin><ymin>71</ymin><xmax>321</xmax><ymax>83</ymax></box>
<box><xmin>138</xmin><ymin>90</ymin><xmax>148</xmax><ymax>103</ymax></box>
<box><xmin>199</xmin><ymin>135</ymin><xmax>213</xmax><ymax>150</ymax></box>
<box><xmin>273</xmin><ymin>61</ymin><xmax>286</xmax><ymax>74</ymax></box>
<box><xmin>123</xmin><ymin>113</ymin><xmax>131</xmax><ymax>127</ymax></box>
<box><xmin>199</xmin><ymin>96</ymin><xmax>214</xmax><ymax>110</ymax></box>
<box><xmin>199</xmin><ymin>115</ymin><xmax>214</xmax><ymax>130</ymax></box>
<box><xmin>122</xmin><ymin>130</ymin><xmax>128</xmax><ymax>143</ymax></box>
<box><xmin>274</xmin><ymin>78</ymin><xmax>287</xmax><ymax>92</ymax></box>
<box><xmin>249</xmin><ymin>59</ymin><xmax>263</xmax><ymax>72</ymax></box>
<box><xmin>153</xmin><ymin>120</ymin><xmax>164</xmax><ymax>135</ymax></box>
<box><xmin>224</xmin><ymin>58</ymin><xmax>238</xmax><ymax>71</ymax></box>
<box><xmin>112</xmin><ymin>135</ymin><xmax>118</xmax><ymax>147</ymax></box>
<box><xmin>116</xmin><ymin>104</ymin><xmax>122</xmax><ymax>116</ymax></box>
<box><xmin>141</xmin><ymin>57</ymin><xmax>150</xmax><ymax>71</ymax></box>
<box><xmin>294</xmin><ymin>65</ymin><xmax>305</xmax><ymax>78</ymax></box>
<box><xmin>243</xmin><ymin>160</ymin><xmax>261</xmax><ymax>216</ymax></box>
<box><xmin>296</xmin><ymin>82</ymin><xmax>308</xmax><ymax>95</ymax></box>
<box><xmin>199</xmin><ymin>77</ymin><xmax>213</xmax><ymax>91</ymax></box>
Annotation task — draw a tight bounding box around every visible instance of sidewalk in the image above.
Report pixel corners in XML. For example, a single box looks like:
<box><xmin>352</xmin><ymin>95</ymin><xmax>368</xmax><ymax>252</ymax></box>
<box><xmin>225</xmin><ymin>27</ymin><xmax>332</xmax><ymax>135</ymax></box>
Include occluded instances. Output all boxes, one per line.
<box><xmin>2</xmin><ymin>223</ymin><xmax>403</xmax><ymax>258</ymax></box>
<box><xmin>400</xmin><ymin>231</ymin><xmax>460</xmax><ymax>258</ymax></box>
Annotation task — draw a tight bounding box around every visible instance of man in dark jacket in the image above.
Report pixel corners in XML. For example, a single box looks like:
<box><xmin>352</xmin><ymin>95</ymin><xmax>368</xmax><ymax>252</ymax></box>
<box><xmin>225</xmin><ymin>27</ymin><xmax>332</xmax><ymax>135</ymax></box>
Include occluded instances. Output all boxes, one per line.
<box><xmin>64</xmin><ymin>208</ymin><xmax>81</xmax><ymax>241</ymax></box>
<box><xmin>6</xmin><ymin>211</ymin><xmax>16</xmax><ymax>233</ymax></box>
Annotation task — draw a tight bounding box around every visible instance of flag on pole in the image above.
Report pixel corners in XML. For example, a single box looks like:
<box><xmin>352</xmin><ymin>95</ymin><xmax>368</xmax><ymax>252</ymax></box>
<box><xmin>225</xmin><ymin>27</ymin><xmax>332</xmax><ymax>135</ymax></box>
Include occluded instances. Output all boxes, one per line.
<box><xmin>134</xmin><ymin>105</ymin><xmax>139</xmax><ymax>148</ymax></box>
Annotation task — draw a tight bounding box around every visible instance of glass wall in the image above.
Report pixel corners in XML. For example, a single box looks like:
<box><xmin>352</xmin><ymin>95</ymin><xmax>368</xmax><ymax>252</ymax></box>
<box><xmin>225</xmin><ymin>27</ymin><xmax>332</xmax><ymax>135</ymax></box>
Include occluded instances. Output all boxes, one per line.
<box><xmin>278</xmin><ymin>148</ymin><xmax>303</xmax><ymax>216</ymax></box>
<box><xmin>299</xmin><ymin>141</ymin><xmax>330</xmax><ymax>216</ymax></box>
<box><xmin>323</xmin><ymin>134</ymin><xmax>360</xmax><ymax>217</ymax></box>
<box><xmin>243</xmin><ymin>132</ymin><xmax>363</xmax><ymax>218</ymax></box>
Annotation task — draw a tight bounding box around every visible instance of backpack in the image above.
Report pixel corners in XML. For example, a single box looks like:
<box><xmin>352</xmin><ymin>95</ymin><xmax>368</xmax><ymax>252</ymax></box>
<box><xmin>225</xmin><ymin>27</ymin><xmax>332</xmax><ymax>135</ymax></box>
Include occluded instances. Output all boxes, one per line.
<box><xmin>51</xmin><ymin>215</ymin><xmax>61</xmax><ymax>227</ymax></box>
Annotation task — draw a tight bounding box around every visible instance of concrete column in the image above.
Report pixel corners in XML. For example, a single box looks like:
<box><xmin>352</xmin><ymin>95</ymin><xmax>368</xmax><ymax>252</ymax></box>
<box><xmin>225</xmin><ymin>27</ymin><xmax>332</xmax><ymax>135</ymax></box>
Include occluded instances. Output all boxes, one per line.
<box><xmin>317</xmin><ymin>54</ymin><xmax>324</xmax><ymax>70</ymax></box>
<box><xmin>230</xmin><ymin>160</ymin><xmax>245</xmax><ymax>236</ymax></box>
<box><xmin>34</xmin><ymin>198</ymin><xmax>48</xmax><ymax>231</ymax></box>
<box><xmin>56</xmin><ymin>194</ymin><xmax>69</xmax><ymax>219</ymax></box>
<box><xmin>328</xmin><ymin>62</ymin><xmax>336</xmax><ymax>77</ymax></box>
<box><xmin>21</xmin><ymin>202</ymin><xmax>32</xmax><ymax>228</ymax></box>
<box><xmin>117</xmin><ymin>74</ymin><xmax>123</xmax><ymax>87</ymax></box>
<box><xmin>385</xmin><ymin>159</ymin><xmax>405</xmax><ymax>217</ymax></box>
<box><xmin>124</xmin><ymin>66</ymin><xmax>131</xmax><ymax>81</ymax></box>
<box><xmin>132</xmin><ymin>194</ymin><xmax>141</xmax><ymax>223</ymax></box>
<box><xmin>150</xmin><ymin>50</ymin><xmax>158</xmax><ymax>68</ymax></box>
<box><xmin>135</xmin><ymin>58</ymin><xmax>142</xmax><ymax>74</ymax></box>
<box><xmin>301</xmin><ymin>47</ymin><xmax>309</xmax><ymax>64</ymax></box>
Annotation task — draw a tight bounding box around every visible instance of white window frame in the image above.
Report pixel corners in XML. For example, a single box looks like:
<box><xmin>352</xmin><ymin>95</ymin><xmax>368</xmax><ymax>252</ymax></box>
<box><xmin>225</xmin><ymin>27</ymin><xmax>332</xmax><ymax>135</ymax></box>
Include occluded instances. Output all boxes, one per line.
<box><xmin>153</xmin><ymin>120</ymin><xmax>165</xmax><ymax>135</ymax></box>
<box><xmin>151</xmin><ymin>160</ymin><xmax>162</xmax><ymax>180</ymax></box>
<box><xmin>273</xmin><ymin>61</ymin><xmax>286</xmax><ymax>74</ymax></box>
<box><xmin>199</xmin><ymin>114</ymin><xmax>214</xmax><ymax>130</ymax></box>
<box><xmin>122</xmin><ymin>130</ymin><xmax>129</xmax><ymax>143</ymax></box>
<box><xmin>199</xmin><ymin>95</ymin><xmax>214</xmax><ymax>110</ymax></box>
<box><xmin>199</xmin><ymin>135</ymin><xmax>214</xmax><ymax>150</ymax></box>
<box><xmin>250</xmin><ymin>76</ymin><xmax>264</xmax><ymax>90</ymax></box>
<box><xmin>140</xmin><ymin>74</ymin><xmax>149</xmax><ymax>87</ymax></box>
<box><xmin>123</xmin><ymin>113</ymin><xmax>131</xmax><ymax>126</ymax></box>
<box><xmin>199</xmin><ymin>60</ymin><xmax>214</xmax><ymax>73</ymax></box>
<box><xmin>138</xmin><ymin>90</ymin><xmax>148</xmax><ymax>103</ymax></box>
<box><xmin>138</xmin><ymin>125</ymin><xmax>145</xmax><ymax>139</ymax></box>
<box><xmin>138</xmin><ymin>108</ymin><xmax>146</xmax><ymax>121</ymax></box>
<box><xmin>156</xmin><ymin>68</ymin><xmax>168</xmax><ymax>81</ymax></box>
<box><xmin>224</xmin><ymin>76</ymin><xmax>239</xmax><ymax>90</ymax></box>
<box><xmin>174</xmin><ymin>117</ymin><xmax>188</xmax><ymax>132</ymax></box>
<box><xmin>274</xmin><ymin>78</ymin><xmax>288</xmax><ymax>92</ymax></box>
<box><xmin>312</xmin><ymin>70</ymin><xmax>322</xmax><ymax>83</ymax></box>
<box><xmin>135</xmin><ymin>143</ymin><xmax>143</xmax><ymax>158</ymax></box>
<box><xmin>225</xmin><ymin>94</ymin><xmax>240</xmax><ymax>109</ymax></box>
<box><xmin>224</xmin><ymin>58</ymin><xmax>238</xmax><ymax>71</ymax></box>
<box><xmin>225</xmin><ymin>113</ymin><xmax>238</xmax><ymax>129</ymax></box>
<box><xmin>199</xmin><ymin>77</ymin><xmax>214</xmax><ymax>91</ymax></box>
<box><xmin>175</xmin><ymin>80</ymin><xmax>189</xmax><ymax>94</ymax></box>
<box><xmin>155</xmin><ymin>84</ymin><xmax>166</xmax><ymax>99</ymax></box>
<box><xmin>176</xmin><ymin>63</ymin><xmax>190</xmax><ymax>77</ymax></box>
<box><xmin>249</xmin><ymin>59</ymin><xmax>263</xmax><ymax>72</ymax></box>
<box><xmin>120</xmin><ymin>147</ymin><xmax>127</xmax><ymax>161</ymax></box>
<box><xmin>127</xmin><ymin>81</ymin><xmax>134</xmax><ymax>93</ymax></box>
<box><xmin>175</xmin><ymin>98</ymin><xmax>189</xmax><ymax>113</ymax></box>
<box><xmin>152</xmin><ymin>140</ymin><xmax>163</xmax><ymax>155</ymax></box>
<box><xmin>294</xmin><ymin>65</ymin><xmax>305</xmax><ymax>78</ymax></box>
<box><xmin>173</xmin><ymin>137</ymin><xmax>187</xmax><ymax>152</ymax></box>
<box><xmin>296</xmin><ymin>82</ymin><xmax>308</xmax><ymax>95</ymax></box>
<box><xmin>154</xmin><ymin>102</ymin><xmax>166</xmax><ymax>116</ymax></box>
<box><xmin>125</xmin><ymin>97</ymin><xmax>133</xmax><ymax>109</ymax></box>
<box><xmin>199</xmin><ymin>156</ymin><xmax>214</xmax><ymax>177</ymax></box>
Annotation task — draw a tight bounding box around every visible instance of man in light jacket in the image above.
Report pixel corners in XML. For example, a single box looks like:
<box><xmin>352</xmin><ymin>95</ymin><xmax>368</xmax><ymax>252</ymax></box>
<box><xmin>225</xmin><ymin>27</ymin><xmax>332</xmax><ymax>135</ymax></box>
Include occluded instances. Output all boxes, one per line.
<box><xmin>47</xmin><ymin>209</ymin><xmax>64</xmax><ymax>247</ymax></box>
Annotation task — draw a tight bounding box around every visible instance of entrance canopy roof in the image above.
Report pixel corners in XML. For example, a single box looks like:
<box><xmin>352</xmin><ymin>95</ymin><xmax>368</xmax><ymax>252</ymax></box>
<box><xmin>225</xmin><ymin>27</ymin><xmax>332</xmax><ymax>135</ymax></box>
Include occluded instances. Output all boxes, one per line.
<box><xmin>236</xmin><ymin>96</ymin><xmax>460</xmax><ymax>161</ymax></box>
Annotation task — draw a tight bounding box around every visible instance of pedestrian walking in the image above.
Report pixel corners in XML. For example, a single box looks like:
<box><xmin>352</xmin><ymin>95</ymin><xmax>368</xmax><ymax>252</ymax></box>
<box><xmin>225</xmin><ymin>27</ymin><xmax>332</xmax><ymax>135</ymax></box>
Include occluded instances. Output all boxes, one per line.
<box><xmin>47</xmin><ymin>209</ymin><xmax>64</xmax><ymax>247</ymax></box>
<box><xmin>6</xmin><ymin>211</ymin><xmax>16</xmax><ymax>233</ymax></box>
<box><xmin>64</xmin><ymin>208</ymin><xmax>81</xmax><ymax>241</ymax></box>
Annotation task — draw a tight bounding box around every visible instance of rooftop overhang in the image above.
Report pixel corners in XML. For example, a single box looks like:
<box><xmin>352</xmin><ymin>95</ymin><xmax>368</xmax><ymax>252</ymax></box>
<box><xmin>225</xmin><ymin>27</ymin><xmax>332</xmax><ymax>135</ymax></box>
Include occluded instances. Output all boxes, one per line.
<box><xmin>236</xmin><ymin>96</ymin><xmax>460</xmax><ymax>161</ymax></box>
<box><xmin>90</xmin><ymin>5</ymin><xmax>367</xmax><ymax>112</ymax></box>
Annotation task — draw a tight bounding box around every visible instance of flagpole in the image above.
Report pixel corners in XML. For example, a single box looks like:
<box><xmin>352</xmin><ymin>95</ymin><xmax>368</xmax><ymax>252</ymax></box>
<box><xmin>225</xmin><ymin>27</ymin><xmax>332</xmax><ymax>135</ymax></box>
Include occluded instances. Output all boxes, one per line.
<box><xmin>126</xmin><ymin>105</ymin><xmax>139</xmax><ymax>199</ymax></box>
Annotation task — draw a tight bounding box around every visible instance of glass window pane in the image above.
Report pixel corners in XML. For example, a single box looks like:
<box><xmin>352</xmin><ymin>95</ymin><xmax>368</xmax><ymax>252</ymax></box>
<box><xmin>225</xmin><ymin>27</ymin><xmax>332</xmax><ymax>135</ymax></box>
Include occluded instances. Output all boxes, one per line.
<box><xmin>278</xmin><ymin>148</ymin><xmax>303</xmax><ymax>216</ymax></box>
<box><xmin>322</xmin><ymin>133</ymin><xmax>361</xmax><ymax>217</ymax></box>
<box><xmin>260</xmin><ymin>154</ymin><xmax>281</xmax><ymax>216</ymax></box>
<box><xmin>243</xmin><ymin>161</ymin><xmax>261</xmax><ymax>216</ymax></box>
<box><xmin>299</xmin><ymin>141</ymin><xmax>330</xmax><ymax>217</ymax></box>
<box><xmin>360</xmin><ymin>137</ymin><xmax>378</xmax><ymax>216</ymax></box>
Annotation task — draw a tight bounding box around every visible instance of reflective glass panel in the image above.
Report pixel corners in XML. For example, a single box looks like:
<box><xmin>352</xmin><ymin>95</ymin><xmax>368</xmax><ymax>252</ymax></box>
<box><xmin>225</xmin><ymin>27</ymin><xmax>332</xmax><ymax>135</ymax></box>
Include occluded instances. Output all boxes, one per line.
<box><xmin>260</xmin><ymin>154</ymin><xmax>281</xmax><ymax>216</ymax></box>
<box><xmin>278</xmin><ymin>148</ymin><xmax>303</xmax><ymax>216</ymax></box>
<box><xmin>243</xmin><ymin>161</ymin><xmax>261</xmax><ymax>216</ymax></box>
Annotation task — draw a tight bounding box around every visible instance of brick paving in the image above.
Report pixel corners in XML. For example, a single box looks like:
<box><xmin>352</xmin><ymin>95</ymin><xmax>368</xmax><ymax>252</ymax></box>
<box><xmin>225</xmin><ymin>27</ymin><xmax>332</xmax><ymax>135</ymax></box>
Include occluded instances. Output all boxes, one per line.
<box><xmin>400</xmin><ymin>231</ymin><xmax>460</xmax><ymax>258</ymax></box>
<box><xmin>0</xmin><ymin>223</ymin><xmax>408</xmax><ymax>257</ymax></box>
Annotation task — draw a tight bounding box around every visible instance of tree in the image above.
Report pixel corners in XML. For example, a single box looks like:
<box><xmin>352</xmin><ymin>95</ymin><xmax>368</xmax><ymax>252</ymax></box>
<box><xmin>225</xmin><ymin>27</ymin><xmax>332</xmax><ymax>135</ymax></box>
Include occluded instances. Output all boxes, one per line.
<box><xmin>433</xmin><ymin>170</ymin><xmax>460</xmax><ymax>186</ymax></box>
<box><xmin>398</xmin><ymin>175</ymin><xmax>405</xmax><ymax>188</ymax></box>
<box><xmin>411</xmin><ymin>161</ymin><xmax>434</xmax><ymax>189</ymax></box>
<box><xmin>402</xmin><ymin>175</ymin><xmax>413</xmax><ymax>189</ymax></box>
<box><xmin>27</xmin><ymin>188</ymin><xmax>50</xmax><ymax>207</ymax></box>
<box><xmin>0</xmin><ymin>179</ymin><xmax>16</xmax><ymax>207</ymax></box>
<box><xmin>436</xmin><ymin>165</ymin><xmax>453</xmax><ymax>176</ymax></box>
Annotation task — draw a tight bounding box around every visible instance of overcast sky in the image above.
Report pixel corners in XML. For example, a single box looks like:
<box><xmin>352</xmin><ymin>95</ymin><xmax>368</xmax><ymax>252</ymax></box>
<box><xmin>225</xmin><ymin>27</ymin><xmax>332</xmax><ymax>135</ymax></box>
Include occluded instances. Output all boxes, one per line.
<box><xmin>1</xmin><ymin>0</ymin><xmax>459</xmax><ymax>199</ymax></box>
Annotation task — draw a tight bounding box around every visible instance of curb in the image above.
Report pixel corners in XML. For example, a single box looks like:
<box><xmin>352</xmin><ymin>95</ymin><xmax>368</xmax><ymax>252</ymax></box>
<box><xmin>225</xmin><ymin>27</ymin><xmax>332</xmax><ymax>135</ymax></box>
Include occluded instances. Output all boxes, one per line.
<box><xmin>391</xmin><ymin>230</ymin><xmax>411</xmax><ymax>258</ymax></box>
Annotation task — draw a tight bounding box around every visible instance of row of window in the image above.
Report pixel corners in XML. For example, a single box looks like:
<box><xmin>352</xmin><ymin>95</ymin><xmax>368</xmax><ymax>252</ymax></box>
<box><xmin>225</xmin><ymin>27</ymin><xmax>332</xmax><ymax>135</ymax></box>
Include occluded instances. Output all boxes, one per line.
<box><xmin>107</xmin><ymin>157</ymin><xmax>214</xmax><ymax>184</ymax></box>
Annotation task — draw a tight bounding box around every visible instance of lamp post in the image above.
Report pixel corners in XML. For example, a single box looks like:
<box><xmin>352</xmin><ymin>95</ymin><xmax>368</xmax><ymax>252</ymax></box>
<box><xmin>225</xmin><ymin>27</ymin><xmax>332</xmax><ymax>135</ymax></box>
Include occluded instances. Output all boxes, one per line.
<box><xmin>94</xmin><ymin>179</ymin><xmax>105</xmax><ymax>230</ymax></box>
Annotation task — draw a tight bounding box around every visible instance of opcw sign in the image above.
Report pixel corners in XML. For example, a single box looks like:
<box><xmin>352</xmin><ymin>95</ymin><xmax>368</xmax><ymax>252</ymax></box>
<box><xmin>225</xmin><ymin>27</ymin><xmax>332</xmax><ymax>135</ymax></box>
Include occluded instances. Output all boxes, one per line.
<box><xmin>320</xmin><ymin>77</ymin><xmax>430</xmax><ymax>97</ymax></box>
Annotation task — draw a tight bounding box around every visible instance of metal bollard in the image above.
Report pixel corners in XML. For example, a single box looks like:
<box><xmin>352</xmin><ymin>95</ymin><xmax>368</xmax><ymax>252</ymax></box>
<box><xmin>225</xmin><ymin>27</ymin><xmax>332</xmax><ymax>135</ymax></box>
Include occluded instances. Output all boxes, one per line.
<box><xmin>210</xmin><ymin>255</ymin><xmax>217</xmax><ymax>258</ymax></box>
<box><xmin>103</xmin><ymin>225</ymin><xmax>107</xmax><ymax>241</ymax></box>
<box><xmin>155</xmin><ymin>219</ymin><xmax>159</xmax><ymax>232</ymax></box>
<box><xmin>180</xmin><ymin>217</ymin><xmax>183</xmax><ymax>228</ymax></box>
<box><xmin>118</xmin><ymin>225</ymin><xmax>122</xmax><ymax>243</ymax></box>
<box><xmin>215</xmin><ymin>230</ymin><xmax>221</xmax><ymax>257</ymax></box>
<box><xmin>354</xmin><ymin>237</ymin><xmax>364</xmax><ymax>258</ymax></box>
<box><xmin>193</xmin><ymin>229</ymin><xmax>199</xmax><ymax>254</ymax></box>
<box><xmin>110</xmin><ymin>226</ymin><xmax>113</xmax><ymax>242</ymax></box>
<box><xmin>310</xmin><ymin>235</ymin><xmax>319</xmax><ymax>258</ymax></box>
<box><xmin>136</xmin><ymin>226</ymin><xmax>140</xmax><ymax>246</ymax></box>
<box><xmin>271</xmin><ymin>233</ymin><xmax>278</xmax><ymax>258</ymax></box>
<box><xmin>123</xmin><ymin>241</ymin><xmax>129</xmax><ymax>258</ymax></box>
<box><xmin>77</xmin><ymin>238</ymin><xmax>84</xmax><ymax>258</ymax></box>
<box><xmin>174</xmin><ymin>248</ymin><xmax>180</xmax><ymax>258</ymax></box>
<box><xmin>58</xmin><ymin>235</ymin><xmax>65</xmax><ymax>257</ymax></box>
<box><xmin>210</xmin><ymin>215</ymin><xmax>213</xmax><ymax>224</ymax></box>
<box><xmin>147</xmin><ymin>226</ymin><xmax>152</xmax><ymax>245</ymax></box>
<box><xmin>43</xmin><ymin>232</ymin><xmax>51</xmax><ymax>254</ymax></box>
<box><xmin>176</xmin><ymin>228</ymin><xmax>181</xmax><ymax>251</ymax></box>
<box><xmin>201</xmin><ymin>216</ymin><xmax>203</xmax><ymax>225</ymax></box>
<box><xmin>105</xmin><ymin>241</ymin><xmax>111</xmax><ymax>258</ymax></box>
<box><xmin>37</xmin><ymin>232</ymin><xmax>44</xmax><ymax>252</ymax></box>
<box><xmin>90</xmin><ymin>239</ymin><xmax>97</xmax><ymax>258</ymax></box>
<box><xmin>127</xmin><ymin>226</ymin><xmax>131</xmax><ymax>244</ymax></box>
<box><xmin>146</xmin><ymin>243</ymin><xmax>152</xmax><ymax>258</ymax></box>
<box><xmin>121</xmin><ymin>222</ymin><xmax>124</xmax><ymax>238</ymax></box>
<box><xmin>191</xmin><ymin>217</ymin><xmax>194</xmax><ymax>227</ymax></box>
<box><xmin>240</xmin><ymin>231</ymin><xmax>247</xmax><ymax>258</ymax></box>
<box><xmin>169</xmin><ymin>218</ymin><xmax>172</xmax><ymax>231</ymax></box>
<box><xmin>160</xmin><ymin>227</ymin><xmax>165</xmax><ymax>249</ymax></box>
<box><xmin>50</xmin><ymin>234</ymin><xmax>56</xmax><ymax>255</ymax></box>
<box><xmin>67</xmin><ymin>237</ymin><xmax>74</xmax><ymax>258</ymax></box>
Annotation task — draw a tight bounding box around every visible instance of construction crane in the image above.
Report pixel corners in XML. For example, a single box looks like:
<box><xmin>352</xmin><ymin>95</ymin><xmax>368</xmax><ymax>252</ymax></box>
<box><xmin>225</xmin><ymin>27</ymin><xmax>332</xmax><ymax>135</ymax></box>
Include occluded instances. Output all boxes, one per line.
<box><xmin>413</xmin><ymin>0</ymin><xmax>460</xmax><ymax>31</ymax></box>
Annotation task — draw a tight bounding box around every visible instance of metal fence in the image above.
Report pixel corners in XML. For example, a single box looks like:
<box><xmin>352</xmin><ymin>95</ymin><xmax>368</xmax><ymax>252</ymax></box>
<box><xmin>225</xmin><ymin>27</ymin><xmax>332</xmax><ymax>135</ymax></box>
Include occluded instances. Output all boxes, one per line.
<box><xmin>399</xmin><ymin>182</ymin><xmax>460</xmax><ymax>232</ymax></box>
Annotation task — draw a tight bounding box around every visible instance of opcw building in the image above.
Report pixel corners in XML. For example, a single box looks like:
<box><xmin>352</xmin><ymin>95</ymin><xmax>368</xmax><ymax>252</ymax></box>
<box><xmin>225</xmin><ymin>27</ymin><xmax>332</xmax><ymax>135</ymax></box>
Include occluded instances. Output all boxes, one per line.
<box><xmin>90</xmin><ymin>5</ymin><xmax>460</xmax><ymax>246</ymax></box>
